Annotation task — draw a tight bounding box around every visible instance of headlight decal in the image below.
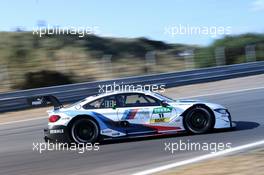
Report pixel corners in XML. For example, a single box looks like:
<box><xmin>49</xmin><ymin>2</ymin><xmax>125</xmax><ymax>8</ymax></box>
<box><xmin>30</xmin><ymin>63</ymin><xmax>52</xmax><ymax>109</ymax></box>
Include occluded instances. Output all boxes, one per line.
<box><xmin>214</xmin><ymin>108</ymin><xmax>228</xmax><ymax>114</ymax></box>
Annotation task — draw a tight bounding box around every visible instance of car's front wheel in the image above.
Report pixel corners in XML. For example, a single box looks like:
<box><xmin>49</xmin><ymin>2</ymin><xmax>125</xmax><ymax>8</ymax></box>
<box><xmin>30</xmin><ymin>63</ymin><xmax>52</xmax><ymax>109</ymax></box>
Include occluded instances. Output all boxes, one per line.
<box><xmin>71</xmin><ymin>118</ymin><xmax>99</xmax><ymax>144</ymax></box>
<box><xmin>184</xmin><ymin>106</ymin><xmax>214</xmax><ymax>134</ymax></box>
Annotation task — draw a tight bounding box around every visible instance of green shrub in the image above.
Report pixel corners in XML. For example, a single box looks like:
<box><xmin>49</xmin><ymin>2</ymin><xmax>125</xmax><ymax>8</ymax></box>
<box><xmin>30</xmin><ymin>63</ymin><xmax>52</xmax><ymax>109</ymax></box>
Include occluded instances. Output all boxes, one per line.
<box><xmin>18</xmin><ymin>70</ymin><xmax>74</xmax><ymax>89</ymax></box>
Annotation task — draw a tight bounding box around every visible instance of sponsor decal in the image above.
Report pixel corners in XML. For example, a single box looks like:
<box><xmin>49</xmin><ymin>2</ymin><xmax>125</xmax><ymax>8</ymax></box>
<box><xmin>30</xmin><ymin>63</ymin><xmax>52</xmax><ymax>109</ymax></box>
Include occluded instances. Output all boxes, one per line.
<box><xmin>50</xmin><ymin>129</ymin><xmax>64</xmax><ymax>134</ymax></box>
<box><xmin>101</xmin><ymin>129</ymin><xmax>112</xmax><ymax>134</ymax></box>
<box><xmin>153</xmin><ymin>106</ymin><xmax>172</xmax><ymax>114</ymax></box>
<box><xmin>112</xmin><ymin>132</ymin><xmax>120</xmax><ymax>136</ymax></box>
<box><xmin>122</xmin><ymin>109</ymin><xmax>139</xmax><ymax>120</ymax></box>
<box><xmin>150</xmin><ymin>118</ymin><xmax>170</xmax><ymax>123</ymax></box>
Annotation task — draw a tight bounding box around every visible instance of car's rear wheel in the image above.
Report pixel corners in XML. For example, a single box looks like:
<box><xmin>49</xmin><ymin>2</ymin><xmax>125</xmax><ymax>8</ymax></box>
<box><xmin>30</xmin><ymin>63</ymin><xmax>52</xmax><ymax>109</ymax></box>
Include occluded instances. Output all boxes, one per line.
<box><xmin>71</xmin><ymin>118</ymin><xmax>99</xmax><ymax>144</ymax></box>
<box><xmin>184</xmin><ymin>106</ymin><xmax>214</xmax><ymax>134</ymax></box>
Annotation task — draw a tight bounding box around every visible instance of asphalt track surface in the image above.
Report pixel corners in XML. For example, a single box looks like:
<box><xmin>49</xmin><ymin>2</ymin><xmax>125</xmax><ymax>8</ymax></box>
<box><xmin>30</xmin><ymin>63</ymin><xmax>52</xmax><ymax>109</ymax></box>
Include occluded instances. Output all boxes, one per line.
<box><xmin>0</xmin><ymin>88</ymin><xmax>263</xmax><ymax>175</ymax></box>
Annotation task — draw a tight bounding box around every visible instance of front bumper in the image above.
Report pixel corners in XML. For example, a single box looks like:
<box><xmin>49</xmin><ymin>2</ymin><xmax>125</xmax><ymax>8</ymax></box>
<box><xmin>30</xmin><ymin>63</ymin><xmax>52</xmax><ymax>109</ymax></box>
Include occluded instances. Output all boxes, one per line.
<box><xmin>214</xmin><ymin>110</ymin><xmax>234</xmax><ymax>129</ymax></box>
<box><xmin>44</xmin><ymin>125</ymin><xmax>72</xmax><ymax>143</ymax></box>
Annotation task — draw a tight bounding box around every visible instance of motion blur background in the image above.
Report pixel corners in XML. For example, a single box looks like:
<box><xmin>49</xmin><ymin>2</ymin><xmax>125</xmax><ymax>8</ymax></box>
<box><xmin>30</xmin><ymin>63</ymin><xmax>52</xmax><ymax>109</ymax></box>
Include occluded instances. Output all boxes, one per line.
<box><xmin>0</xmin><ymin>0</ymin><xmax>263</xmax><ymax>92</ymax></box>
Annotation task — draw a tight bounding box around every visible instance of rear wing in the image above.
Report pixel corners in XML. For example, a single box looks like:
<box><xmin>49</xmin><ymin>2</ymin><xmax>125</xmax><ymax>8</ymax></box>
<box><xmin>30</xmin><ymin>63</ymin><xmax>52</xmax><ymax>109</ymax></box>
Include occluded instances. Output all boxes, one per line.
<box><xmin>27</xmin><ymin>95</ymin><xmax>63</xmax><ymax>110</ymax></box>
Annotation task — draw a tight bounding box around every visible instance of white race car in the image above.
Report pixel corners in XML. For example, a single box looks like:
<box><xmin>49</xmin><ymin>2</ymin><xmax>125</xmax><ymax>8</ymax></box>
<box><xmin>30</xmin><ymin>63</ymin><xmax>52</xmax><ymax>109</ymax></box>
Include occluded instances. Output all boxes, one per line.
<box><xmin>29</xmin><ymin>91</ymin><xmax>234</xmax><ymax>143</ymax></box>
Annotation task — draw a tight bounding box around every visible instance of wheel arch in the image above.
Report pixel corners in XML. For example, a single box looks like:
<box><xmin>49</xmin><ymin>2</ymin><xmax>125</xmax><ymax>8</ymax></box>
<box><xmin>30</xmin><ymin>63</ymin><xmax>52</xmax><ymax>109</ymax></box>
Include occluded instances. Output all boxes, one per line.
<box><xmin>67</xmin><ymin>115</ymin><xmax>100</xmax><ymax>131</ymax></box>
<box><xmin>181</xmin><ymin>104</ymin><xmax>216</xmax><ymax>130</ymax></box>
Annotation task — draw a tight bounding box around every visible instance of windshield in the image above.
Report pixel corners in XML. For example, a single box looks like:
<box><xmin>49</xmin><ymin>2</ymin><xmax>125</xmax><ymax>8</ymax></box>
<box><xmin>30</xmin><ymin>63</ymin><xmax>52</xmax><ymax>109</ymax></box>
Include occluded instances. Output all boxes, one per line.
<box><xmin>153</xmin><ymin>93</ymin><xmax>175</xmax><ymax>103</ymax></box>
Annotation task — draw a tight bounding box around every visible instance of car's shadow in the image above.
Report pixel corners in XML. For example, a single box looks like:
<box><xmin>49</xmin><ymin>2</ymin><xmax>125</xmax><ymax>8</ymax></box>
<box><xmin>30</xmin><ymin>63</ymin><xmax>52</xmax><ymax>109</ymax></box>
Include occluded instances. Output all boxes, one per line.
<box><xmin>100</xmin><ymin>121</ymin><xmax>260</xmax><ymax>145</ymax></box>
<box><xmin>212</xmin><ymin>121</ymin><xmax>260</xmax><ymax>133</ymax></box>
<box><xmin>233</xmin><ymin>121</ymin><xmax>260</xmax><ymax>131</ymax></box>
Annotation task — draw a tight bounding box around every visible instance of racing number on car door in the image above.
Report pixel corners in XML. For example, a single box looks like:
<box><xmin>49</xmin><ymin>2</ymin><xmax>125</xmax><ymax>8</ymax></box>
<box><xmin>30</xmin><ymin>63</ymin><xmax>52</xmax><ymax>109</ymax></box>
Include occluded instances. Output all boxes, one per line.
<box><xmin>150</xmin><ymin>106</ymin><xmax>176</xmax><ymax>124</ymax></box>
<box><xmin>83</xmin><ymin>95</ymin><xmax>119</xmax><ymax>121</ymax></box>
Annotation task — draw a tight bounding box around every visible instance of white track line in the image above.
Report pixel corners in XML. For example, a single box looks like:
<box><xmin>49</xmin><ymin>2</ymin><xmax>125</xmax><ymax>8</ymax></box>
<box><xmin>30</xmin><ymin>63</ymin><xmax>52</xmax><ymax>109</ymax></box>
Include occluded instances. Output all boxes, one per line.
<box><xmin>132</xmin><ymin>139</ymin><xmax>264</xmax><ymax>175</ymax></box>
<box><xmin>1</xmin><ymin>86</ymin><xmax>264</xmax><ymax>126</ymax></box>
<box><xmin>0</xmin><ymin>116</ymin><xmax>47</xmax><ymax>126</ymax></box>
<box><xmin>182</xmin><ymin>86</ymin><xmax>264</xmax><ymax>99</ymax></box>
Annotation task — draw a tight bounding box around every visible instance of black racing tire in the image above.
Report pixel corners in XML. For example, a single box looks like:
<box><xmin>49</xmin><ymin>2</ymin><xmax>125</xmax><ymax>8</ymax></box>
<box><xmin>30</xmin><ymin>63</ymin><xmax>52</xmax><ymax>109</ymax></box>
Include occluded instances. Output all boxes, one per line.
<box><xmin>184</xmin><ymin>106</ymin><xmax>214</xmax><ymax>134</ymax></box>
<box><xmin>71</xmin><ymin>118</ymin><xmax>99</xmax><ymax>144</ymax></box>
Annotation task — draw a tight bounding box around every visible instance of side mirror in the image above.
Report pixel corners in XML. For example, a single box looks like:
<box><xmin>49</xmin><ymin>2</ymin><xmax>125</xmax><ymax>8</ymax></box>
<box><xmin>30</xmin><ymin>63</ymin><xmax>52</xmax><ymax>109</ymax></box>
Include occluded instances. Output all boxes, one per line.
<box><xmin>112</xmin><ymin>104</ymin><xmax>117</xmax><ymax>110</ymax></box>
<box><xmin>161</xmin><ymin>100</ymin><xmax>169</xmax><ymax>107</ymax></box>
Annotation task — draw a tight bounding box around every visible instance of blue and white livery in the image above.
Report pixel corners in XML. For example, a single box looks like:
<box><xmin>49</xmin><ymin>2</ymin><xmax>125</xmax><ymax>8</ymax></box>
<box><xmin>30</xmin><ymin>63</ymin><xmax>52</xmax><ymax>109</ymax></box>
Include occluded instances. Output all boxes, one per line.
<box><xmin>28</xmin><ymin>91</ymin><xmax>233</xmax><ymax>143</ymax></box>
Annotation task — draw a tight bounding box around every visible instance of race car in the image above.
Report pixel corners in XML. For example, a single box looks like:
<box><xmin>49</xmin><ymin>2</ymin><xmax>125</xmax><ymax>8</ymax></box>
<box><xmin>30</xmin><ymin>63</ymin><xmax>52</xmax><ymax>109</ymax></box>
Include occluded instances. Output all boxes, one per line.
<box><xmin>28</xmin><ymin>90</ymin><xmax>234</xmax><ymax>144</ymax></box>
